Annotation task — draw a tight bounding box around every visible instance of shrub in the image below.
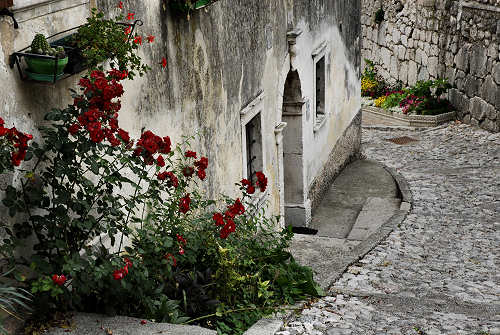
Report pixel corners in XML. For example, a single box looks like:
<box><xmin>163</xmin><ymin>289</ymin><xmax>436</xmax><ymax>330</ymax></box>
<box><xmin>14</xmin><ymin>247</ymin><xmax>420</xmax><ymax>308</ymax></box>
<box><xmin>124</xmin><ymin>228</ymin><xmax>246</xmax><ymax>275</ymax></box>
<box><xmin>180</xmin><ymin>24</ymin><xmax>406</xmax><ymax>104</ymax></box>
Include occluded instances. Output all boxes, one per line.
<box><xmin>1</xmin><ymin>70</ymin><xmax>320</xmax><ymax>334</ymax></box>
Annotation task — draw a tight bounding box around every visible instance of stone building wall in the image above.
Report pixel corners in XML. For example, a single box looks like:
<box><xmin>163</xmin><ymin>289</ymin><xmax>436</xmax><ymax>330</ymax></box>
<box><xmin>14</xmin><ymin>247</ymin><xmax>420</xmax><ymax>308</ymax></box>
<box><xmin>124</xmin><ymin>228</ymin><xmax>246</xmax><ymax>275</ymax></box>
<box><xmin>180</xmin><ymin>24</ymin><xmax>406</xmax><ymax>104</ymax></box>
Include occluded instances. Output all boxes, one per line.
<box><xmin>361</xmin><ymin>0</ymin><xmax>499</xmax><ymax>132</ymax></box>
<box><xmin>0</xmin><ymin>0</ymin><xmax>361</xmax><ymax>228</ymax></box>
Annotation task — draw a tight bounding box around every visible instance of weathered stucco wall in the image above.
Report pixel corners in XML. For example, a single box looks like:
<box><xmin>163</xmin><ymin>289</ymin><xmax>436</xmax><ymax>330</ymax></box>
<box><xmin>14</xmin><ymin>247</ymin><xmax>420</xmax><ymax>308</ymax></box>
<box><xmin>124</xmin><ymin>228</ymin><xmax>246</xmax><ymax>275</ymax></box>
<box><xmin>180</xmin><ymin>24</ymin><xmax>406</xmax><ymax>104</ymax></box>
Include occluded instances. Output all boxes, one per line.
<box><xmin>0</xmin><ymin>0</ymin><xmax>361</xmax><ymax>227</ymax></box>
<box><xmin>361</xmin><ymin>0</ymin><xmax>499</xmax><ymax>132</ymax></box>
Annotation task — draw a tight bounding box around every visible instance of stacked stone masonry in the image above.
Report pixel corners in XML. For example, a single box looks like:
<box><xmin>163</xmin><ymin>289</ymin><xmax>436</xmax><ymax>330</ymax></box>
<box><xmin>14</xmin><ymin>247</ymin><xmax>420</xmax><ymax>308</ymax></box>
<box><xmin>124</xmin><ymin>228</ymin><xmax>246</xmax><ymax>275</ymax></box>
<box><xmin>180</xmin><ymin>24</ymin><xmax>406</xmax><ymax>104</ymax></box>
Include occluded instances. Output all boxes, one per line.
<box><xmin>361</xmin><ymin>0</ymin><xmax>500</xmax><ymax>132</ymax></box>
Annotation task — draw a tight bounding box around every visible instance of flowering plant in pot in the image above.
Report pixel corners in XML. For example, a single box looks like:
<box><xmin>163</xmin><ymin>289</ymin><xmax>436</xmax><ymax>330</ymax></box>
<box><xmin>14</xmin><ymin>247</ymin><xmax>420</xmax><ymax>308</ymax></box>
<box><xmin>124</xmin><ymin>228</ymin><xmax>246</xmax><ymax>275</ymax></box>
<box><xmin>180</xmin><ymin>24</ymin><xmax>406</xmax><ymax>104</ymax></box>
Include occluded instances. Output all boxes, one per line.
<box><xmin>165</xmin><ymin>0</ymin><xmax>218</xmax><ymax>15</ymax></box>
<box><xmin>54</xmin><ymin>7</ymin><xmax>151</xmax><ymax>79</ymax></box>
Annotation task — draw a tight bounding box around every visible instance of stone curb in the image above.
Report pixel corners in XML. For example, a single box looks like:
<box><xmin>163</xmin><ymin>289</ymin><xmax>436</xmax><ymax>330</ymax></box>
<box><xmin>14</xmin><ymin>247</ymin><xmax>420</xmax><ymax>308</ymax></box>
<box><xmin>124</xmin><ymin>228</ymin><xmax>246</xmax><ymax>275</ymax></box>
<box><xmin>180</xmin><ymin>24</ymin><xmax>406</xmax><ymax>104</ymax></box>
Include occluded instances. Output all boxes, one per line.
<box><xmin>361</xmin><ymin>125</ymin><xmax>428</xmax><ymax>131</ymax></box>
<box><xmin>243</xmin><ymin>162</ymin><xmax>413</xmax><ymax>334</ymax></box>
<box><xmin>318</xmin><ymin>161</ymin><xmax>412</xmax><ymax>290</ymax></box>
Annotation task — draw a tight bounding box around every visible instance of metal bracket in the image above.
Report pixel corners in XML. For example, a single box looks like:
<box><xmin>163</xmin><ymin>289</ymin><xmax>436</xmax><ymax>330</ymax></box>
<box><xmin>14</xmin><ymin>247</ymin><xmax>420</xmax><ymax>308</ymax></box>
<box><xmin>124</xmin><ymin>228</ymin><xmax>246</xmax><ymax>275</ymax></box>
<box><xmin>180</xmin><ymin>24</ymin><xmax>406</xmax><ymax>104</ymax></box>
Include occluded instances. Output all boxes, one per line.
<box><xmin>0</xmin><ymin>8</ymin><xmax>18</xmax><ymax>29</ymax></box>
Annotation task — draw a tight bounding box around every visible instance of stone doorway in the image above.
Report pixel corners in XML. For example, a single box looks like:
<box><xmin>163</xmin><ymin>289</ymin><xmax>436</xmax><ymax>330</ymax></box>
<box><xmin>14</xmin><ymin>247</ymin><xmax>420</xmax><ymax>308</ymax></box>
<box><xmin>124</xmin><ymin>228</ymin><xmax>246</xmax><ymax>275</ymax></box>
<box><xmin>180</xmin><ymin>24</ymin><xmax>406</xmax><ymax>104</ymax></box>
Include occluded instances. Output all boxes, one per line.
<box><xmin>282</xmin><ymin>70</ymin><xmax>308</xmax><ymax>227</ymax></box>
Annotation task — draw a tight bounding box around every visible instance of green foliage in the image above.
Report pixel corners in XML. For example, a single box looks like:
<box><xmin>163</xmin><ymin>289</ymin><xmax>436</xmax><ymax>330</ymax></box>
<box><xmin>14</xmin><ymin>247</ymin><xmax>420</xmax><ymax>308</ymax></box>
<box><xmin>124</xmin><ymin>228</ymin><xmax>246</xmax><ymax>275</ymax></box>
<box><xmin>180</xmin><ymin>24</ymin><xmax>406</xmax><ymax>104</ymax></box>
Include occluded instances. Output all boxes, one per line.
<box><xmin>0</xmin><ymin>269</ymin><xmax>32</xmax><ymax>334</ymax></box>
<box><xmin>406</xmin><ymin>79</ymin><xmax>452</xmax><ymax>99</ymax></box>
<box><xmin>381</xmin><ymin>92</ymin><xmax>407</xmax><ymax>109</ymax></box>
<box><xmin>167</xmin><ymin>0</ymin><xmax>216</xmax><ymax>14</ymax></box>
<box><xmin>361</xmin><ymin>59</ymin><xmax>388</xmax><ymax>98</ymax></box>
<box><xmin>374</xmin><ymin>8</ymin><xmax>385</xmax><ymax>24</ymax></box>
<box><xmin>73</xmin><ymin>8</ymin><xmax>150</xmax><ymax>78</ymax></box>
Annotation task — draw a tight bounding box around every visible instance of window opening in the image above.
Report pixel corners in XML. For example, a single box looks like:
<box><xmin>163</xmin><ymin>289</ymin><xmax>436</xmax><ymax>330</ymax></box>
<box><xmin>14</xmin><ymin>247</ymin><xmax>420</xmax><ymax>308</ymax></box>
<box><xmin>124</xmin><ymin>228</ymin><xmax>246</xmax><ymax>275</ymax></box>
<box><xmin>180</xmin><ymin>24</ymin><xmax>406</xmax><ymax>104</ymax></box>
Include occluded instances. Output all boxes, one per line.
<box><xmin>315</xmin><ymin>55</ymin><xmax>325</xmax><ymax>118</ymax></box>
<box><xmin>245</xmin><ymin>113</ymin><xmax>262</xmax><ymax>184</ymax></box>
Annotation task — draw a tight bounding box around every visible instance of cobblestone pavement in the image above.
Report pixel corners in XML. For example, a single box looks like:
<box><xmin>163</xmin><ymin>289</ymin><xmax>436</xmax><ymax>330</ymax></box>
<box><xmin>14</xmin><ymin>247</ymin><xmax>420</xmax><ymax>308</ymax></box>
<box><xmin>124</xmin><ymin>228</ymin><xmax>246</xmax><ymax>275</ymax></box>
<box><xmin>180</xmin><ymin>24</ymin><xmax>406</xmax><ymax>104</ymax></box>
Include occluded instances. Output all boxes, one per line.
<box><xmin>278</xmin><ymin>123</ymin><xmax>500</xmax><ymax>335</ymax></box>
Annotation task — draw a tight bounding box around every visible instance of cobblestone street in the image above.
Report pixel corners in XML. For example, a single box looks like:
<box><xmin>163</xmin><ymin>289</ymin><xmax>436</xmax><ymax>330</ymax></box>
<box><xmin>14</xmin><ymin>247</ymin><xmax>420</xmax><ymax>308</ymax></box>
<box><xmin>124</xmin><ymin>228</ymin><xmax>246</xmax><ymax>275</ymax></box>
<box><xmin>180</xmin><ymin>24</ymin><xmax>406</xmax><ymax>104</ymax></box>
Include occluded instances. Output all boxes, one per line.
<box><xmin>278</xmin><ymin>123</ymin><xmax>500</xmax><ymax>335</ymax></box>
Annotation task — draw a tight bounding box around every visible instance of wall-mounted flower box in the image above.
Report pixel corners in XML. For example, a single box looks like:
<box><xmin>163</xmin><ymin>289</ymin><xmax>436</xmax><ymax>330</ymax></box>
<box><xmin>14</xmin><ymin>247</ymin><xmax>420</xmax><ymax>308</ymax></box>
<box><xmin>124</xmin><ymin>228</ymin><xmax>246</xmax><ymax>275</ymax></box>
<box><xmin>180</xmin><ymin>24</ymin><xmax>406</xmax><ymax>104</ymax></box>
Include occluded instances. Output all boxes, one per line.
<box><xmin>9</xmin><ymin>19</ymin><xmax>142</xmax><ymax>84</ymax></box>
<box><xmin>167</xmin><ymin>0</ymin><xmax>219</xmax><ymax>14</ymax></box>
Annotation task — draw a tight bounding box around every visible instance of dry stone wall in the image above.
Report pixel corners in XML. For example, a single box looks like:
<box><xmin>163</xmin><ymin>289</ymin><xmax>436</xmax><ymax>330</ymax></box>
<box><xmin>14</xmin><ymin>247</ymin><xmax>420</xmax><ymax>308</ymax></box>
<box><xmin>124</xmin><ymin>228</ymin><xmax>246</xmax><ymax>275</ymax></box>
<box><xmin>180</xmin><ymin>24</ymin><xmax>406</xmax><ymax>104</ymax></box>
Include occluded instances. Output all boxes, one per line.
<box><xmin>361</xmin><ymin>0</ymin><xmax>500</xmax><ymax>132</ymax></box>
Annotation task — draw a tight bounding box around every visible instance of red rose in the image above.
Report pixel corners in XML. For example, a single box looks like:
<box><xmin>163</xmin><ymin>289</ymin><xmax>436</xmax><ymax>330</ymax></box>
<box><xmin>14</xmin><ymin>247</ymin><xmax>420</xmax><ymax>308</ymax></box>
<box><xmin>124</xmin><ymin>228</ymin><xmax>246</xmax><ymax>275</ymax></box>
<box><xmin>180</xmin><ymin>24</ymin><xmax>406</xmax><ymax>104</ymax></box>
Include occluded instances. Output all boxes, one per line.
<box><xmin>246</xmin><ymin>185</ymin><xmax>255</xmax><ymax>194</ymax></box>
<box><xmin>51</xmin><ymin>274</ymin><xmax>67</xmax><ymax>286</ymax></box>
<box><xmin>176</xmin><ymin>234</ymin><xmax>187</xmax><ymax>245</ymax></box>
<box><xmin>164</xmin><ymin>253</ymin><xmax>177</xmax><ymax>267</ymax></box>
<box><xmin>255</xmin><ymin>171</ymin><xmax>268</xmax><ymax>192</ymax></box>
<box><xmin>166</xmin><ymin>172</ymin><xmax>178</xmax><ymax>188</ymax></box>
<box><xmin>228</xmin><ymin>198</ymin><xmax>245</xmax><ymax>217</ymax></box>
<box><xmin>112</xmin><ymin>269</ymin><xmax>125</xmax><ymax>280</ymax></box>
<box><xmin>182</xmin><ymin>166</ymin><xmax>194</xmax><ymax>177</ymax></box>
<box><xmin>194</xmin><ymin>157</ymin><xmax>208</xmax><ymax>170</ymax></box>
<box><xmin>241</xmin><ymin>178</ymin><xmax>251</xmax><ymax>186</ymax></box>
<box><xmin>117</xmin><ymin>128</ymin><xmax>130</xmax><ymax>143</ymax></box>
<box><xmin>213</xmin><ymin>212</ymin><xmax>224</xmax><ymax>226</ymax></box>
<box><xmin>185</xmin><ymin>150</ymin><xmax>197</xmax><ymax>158</ymax></box>
<box><xmin>157</xmin><ymin>155</ymin><xmax>165</xmax><ymax>167</ymax></box>
<box><xmin>197</xmin><ymin>168</ymin><xmax>206</xmax><ymax>180</ymax></box>
<box><xmin>179</xmin><ymin>194</ymin><xmax>191</xmax><ymax>214</ymax></box>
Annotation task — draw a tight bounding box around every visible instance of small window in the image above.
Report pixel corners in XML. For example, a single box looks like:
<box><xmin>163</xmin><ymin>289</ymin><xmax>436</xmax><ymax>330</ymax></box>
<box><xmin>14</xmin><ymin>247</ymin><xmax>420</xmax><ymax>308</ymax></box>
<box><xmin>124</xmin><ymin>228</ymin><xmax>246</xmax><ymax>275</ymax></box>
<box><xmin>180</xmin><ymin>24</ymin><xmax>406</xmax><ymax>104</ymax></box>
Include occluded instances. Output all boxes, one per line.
<box><xmin>240</xmin><ymin>92</ymin><xmax>265</xmax><ymax>187</ymax></box>
<box><xmin>312</xmin><ymin>42</ymin><xmax>328</xmax><ymax>131</ymax></box>
<box><xmin>245</xmin><ymin>113</ymin><xmax>263</xmax><ymax>184</ymax></box>
<box><xmin>315</xmin><ymin>55</ymin><xmax>325</xmax><ymax>118</ymax></box>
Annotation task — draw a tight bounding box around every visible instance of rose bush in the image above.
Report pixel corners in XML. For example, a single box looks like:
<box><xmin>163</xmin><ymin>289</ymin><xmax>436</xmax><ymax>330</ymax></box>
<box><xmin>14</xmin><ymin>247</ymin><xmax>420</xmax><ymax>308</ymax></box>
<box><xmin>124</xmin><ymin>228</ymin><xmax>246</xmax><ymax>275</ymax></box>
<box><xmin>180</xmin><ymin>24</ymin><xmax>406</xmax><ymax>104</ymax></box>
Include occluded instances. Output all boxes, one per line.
<box><xmin>1</xmin><ymin>71</ymin><xmax>320</xmax><ymax>334</ymax></box>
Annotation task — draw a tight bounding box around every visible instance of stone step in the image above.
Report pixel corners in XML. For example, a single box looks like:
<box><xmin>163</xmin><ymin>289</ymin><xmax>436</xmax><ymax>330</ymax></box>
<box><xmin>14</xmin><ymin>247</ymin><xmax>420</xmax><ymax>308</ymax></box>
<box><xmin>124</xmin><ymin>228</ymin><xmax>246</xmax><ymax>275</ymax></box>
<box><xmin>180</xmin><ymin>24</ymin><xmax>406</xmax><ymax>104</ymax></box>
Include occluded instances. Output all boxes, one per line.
<box><xmin>346</xmin><ymin>197</ymin><xmax>401</xmax><ymax>241</ymax></box>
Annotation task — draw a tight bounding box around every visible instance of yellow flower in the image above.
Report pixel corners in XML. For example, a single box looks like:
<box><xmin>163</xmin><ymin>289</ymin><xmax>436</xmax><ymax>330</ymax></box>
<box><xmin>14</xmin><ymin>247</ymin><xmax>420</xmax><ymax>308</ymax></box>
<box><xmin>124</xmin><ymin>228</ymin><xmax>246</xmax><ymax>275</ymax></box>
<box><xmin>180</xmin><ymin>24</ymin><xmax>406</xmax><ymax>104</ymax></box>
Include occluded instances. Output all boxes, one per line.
<box><xmin>374</xmin><ymin>96</ymin><xmax>387</xmax><ymax>107</ymax></box>
<box><xmin>361</xmin><ymin>77</ymin><xmax>377</xmax><ymax>94</ymax></box>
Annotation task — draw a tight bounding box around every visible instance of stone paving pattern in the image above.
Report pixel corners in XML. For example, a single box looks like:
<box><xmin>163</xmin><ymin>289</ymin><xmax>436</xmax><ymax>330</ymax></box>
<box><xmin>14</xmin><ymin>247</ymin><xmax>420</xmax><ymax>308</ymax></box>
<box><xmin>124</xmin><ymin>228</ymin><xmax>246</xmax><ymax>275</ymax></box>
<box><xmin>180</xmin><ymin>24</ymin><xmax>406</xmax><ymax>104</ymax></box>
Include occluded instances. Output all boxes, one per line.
<box><xmin>277</xmin><ymin>123</ymin><xmax>500</xmax><ymax>334</ymax></box>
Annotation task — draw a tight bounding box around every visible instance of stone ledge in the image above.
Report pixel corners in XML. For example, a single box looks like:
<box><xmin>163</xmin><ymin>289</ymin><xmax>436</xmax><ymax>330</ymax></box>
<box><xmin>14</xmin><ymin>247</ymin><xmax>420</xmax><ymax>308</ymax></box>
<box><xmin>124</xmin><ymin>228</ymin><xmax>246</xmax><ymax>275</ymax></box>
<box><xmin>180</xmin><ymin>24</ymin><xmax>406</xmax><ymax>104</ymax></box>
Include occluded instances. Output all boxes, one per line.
<box><xmin>363</xmin><ymin>106</ymin><xmax>456</xmax><ymax>127</ymax></box>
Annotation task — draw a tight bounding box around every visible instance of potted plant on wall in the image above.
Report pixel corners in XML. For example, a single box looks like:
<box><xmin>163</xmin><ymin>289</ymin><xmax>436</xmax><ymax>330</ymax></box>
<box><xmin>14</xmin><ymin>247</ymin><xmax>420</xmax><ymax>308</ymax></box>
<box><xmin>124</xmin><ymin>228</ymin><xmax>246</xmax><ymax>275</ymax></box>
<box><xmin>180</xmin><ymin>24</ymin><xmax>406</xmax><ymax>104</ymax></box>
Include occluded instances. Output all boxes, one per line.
<box><xmin>165</xmin><ymin>0</ymin><xmax>219</xmax><ymax>15</ymax></box>
<box><xmin>52</xmin><ymin>8</ymin><xmax>149</xmax><ymax>79</ymax></box>
<box><xmin>24</xmin><ymin>34</ymin><xmax>68</xmax><ymax>82</ymax></box>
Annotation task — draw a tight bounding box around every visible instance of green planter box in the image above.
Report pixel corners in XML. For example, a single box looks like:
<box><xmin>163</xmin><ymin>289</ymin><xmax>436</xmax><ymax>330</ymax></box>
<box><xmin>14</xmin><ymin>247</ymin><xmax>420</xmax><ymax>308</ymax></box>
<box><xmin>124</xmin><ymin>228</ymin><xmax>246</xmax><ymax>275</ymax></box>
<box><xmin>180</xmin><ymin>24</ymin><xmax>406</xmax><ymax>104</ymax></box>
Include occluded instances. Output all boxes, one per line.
<box><xmin>25</xmin><ymin>56</ymin><xmax>68</xmax><ymax>75</ymax></box>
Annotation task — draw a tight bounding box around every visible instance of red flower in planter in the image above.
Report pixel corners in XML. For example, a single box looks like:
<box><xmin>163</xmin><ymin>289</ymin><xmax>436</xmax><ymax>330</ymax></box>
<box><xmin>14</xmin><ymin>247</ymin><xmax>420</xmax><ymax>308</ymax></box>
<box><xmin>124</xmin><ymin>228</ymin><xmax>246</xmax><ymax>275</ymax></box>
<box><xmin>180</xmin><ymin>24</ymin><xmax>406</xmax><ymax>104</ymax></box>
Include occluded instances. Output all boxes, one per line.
<box><xmin>134</xmin><ymin>35</ymin><xmax>142</xmax><ymax>45</ymax></box>
<box><xmin>51</xmin><ymin>274</ymin><xmax>67</xmax><ymax>286</ymax></box>
<box><xmin>118</xmin><ymin>1</ymin><xmax>123</xmax><ymax>9</ymax></box>
<box><xmin>161</xmin><ymin>57</ymin><xmax>167</xmax><ymax>68</ymax></box>
<box><xmin>124</xmin><ymin>26</ymin><xmax>132</xmax><ymax>35</ymax></box>
<box><xmin>179</xmin><ymin>194</ymin><xmax>191</xmax><ymax>213</ymax></box>
<box><xmin>147</xmin><ymin>35</ymin><xmax>155</xmax><ymax>43</ymax></box>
